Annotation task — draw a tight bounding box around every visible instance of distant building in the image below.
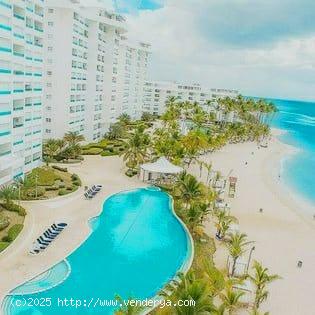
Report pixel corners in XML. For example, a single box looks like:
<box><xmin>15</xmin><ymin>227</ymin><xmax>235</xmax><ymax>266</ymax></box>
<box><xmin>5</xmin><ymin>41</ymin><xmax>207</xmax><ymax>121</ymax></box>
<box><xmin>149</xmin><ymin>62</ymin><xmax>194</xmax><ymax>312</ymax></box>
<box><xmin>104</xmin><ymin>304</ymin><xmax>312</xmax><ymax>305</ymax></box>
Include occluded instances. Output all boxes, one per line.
<box><xmin>143</xmin><ymin>81</ymin><xmax>239</xmax><ymax>116</ymax></box>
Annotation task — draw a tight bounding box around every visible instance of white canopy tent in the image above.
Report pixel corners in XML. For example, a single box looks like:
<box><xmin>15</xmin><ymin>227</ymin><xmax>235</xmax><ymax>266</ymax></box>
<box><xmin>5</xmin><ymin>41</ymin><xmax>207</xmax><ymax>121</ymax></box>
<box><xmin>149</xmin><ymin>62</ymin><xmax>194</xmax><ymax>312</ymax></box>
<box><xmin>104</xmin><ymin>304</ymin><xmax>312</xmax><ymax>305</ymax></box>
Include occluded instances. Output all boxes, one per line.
<box><xmin>140</xmin><ymin>156</ymin><xmax>183</xmax><ymax>182</ymax></box>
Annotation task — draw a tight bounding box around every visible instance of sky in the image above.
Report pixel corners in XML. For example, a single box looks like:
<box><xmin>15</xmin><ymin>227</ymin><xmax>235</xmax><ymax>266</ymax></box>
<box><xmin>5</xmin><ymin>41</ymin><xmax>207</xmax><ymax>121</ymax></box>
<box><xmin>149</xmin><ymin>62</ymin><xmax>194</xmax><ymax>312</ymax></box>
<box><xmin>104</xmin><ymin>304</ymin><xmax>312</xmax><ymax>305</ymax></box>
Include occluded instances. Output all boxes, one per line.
<box><xmin>112</xmin><ymin>0</ymin><xmax>315</xmax><ymax>101</ymax></box>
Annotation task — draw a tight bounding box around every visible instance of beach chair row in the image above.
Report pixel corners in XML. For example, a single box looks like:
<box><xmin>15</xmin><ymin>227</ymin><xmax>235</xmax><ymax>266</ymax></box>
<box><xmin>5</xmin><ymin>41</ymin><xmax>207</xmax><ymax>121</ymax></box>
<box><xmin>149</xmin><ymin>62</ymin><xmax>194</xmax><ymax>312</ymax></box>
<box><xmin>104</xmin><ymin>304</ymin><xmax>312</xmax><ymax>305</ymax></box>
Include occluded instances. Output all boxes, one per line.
<box><xmin>29</xmin><ymin>223</ymin><xmax>67</xmax><ymax>255</ymax></box>
<box><xmin>84</xmin><ymin>184</ymin><xmax>102</xmax><ymax>199</ymax></box>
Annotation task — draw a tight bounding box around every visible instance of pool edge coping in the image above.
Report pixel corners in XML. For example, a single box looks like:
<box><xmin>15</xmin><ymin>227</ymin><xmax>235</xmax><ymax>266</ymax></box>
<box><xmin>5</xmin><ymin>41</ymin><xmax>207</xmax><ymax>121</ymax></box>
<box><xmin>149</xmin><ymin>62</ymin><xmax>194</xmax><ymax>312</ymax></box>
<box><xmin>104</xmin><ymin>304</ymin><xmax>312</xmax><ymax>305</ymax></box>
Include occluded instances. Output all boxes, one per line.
<box><xmin>2</xmin><ymin>187</ymin><xmax>195</xmax><ymax>315</ymax></box>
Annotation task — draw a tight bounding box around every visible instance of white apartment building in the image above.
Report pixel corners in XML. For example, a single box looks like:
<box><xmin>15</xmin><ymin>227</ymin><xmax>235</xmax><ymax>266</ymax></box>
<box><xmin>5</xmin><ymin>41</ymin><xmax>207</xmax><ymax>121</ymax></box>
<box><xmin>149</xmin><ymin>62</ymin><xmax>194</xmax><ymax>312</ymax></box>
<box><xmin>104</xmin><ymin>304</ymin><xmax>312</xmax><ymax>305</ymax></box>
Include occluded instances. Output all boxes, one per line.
<box><xmin>44</xmin><ymin>0</ymin><xmax>151</xmax><ymax>142</ymax></box>
<box><xmin>112</xmin><ymin>37</ymin><xmax>150</xmax><ymax>121</ymax></box>
<box><xmin>143</xmin><ymin>81</ymin><xmax>239</xmax><ymax>116</ymax></box>
<box><xmin>0</xmin><ymin>0</ymin><xmax>44</xmax><ymax>185</ymax></box>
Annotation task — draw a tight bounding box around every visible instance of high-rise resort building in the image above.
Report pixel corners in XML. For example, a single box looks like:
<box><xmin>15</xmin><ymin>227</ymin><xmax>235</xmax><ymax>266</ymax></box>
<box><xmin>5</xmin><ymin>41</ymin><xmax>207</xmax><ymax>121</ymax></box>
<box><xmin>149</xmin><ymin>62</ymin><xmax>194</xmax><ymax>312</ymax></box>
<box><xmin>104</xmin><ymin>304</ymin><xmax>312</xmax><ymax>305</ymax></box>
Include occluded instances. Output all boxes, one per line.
<box><xmin>0</xmin><ymin>0</ymin><xmax>44</xmax><ymax>185</ymax></box>
<box><xmin>143</xmin><ymin>81</ymin><xmax>239</xmax><ymax>116</ymax></box>
<box><xmin>43</xmin><ymin>0</ymin><xmax>151</xmax><ymax>142</ymax></box>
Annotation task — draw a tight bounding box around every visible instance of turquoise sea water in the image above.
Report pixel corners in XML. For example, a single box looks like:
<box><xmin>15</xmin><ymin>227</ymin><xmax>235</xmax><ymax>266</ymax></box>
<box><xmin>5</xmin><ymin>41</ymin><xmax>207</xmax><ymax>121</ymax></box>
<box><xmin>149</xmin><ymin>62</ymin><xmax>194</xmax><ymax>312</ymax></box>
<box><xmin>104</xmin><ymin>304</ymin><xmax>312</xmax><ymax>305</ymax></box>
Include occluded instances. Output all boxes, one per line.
<box><xmin>4</xmin><ymin>188</ymin><xmax>191</xmax><ymax>315</ymax></box>
<box><xmin>269</xmin><ymin>98</ymin><xmax>315</xmax><ymax>206</ymax></box>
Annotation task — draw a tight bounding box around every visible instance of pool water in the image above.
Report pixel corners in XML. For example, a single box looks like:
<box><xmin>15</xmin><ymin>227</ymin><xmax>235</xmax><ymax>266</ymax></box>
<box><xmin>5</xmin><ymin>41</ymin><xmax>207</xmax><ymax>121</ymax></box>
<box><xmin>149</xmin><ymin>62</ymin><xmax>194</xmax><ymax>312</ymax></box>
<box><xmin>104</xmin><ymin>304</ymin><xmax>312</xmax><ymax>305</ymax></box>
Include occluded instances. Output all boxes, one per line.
<box><xmin>4</xmin><ymin>188</ymin><xmax>191</xmax><ymax>314</ymax></box>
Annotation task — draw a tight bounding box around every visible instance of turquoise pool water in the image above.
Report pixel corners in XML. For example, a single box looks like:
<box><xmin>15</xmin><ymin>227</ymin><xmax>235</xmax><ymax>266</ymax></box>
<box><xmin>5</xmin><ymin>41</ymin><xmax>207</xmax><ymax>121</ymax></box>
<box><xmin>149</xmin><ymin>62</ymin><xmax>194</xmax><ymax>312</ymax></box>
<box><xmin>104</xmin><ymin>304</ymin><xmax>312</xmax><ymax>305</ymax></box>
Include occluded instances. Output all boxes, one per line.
<box><xmin>4</xmin><ymin>188</ymin><xmax>192</xmax><ymax>314</ymax></box>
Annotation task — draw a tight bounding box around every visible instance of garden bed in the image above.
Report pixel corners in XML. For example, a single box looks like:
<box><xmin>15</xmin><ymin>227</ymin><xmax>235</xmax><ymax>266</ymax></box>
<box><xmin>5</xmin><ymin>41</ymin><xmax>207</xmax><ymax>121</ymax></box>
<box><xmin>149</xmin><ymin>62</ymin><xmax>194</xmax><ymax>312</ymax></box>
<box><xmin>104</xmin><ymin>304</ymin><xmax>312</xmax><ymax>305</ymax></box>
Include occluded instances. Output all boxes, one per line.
<box><xmin>0</xmin><ymin>205</ymin><xmax>25</xmax><ymax>253</ymax></box>
<box><xmin>20</xmin><ymin>166</ymin><xmax>82</xmax><ymax>200</ymax></box>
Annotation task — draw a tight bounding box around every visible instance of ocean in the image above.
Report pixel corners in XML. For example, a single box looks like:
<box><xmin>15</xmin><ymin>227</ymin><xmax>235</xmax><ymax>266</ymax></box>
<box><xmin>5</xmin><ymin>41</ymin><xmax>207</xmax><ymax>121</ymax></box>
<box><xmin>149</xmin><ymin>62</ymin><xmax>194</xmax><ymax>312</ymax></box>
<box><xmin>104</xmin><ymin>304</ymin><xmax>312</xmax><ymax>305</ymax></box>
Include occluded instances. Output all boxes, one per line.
<box><xmin>268</xmin><ymin>98</ymin><xmax>315</xmax><ymax>207</ymax></box>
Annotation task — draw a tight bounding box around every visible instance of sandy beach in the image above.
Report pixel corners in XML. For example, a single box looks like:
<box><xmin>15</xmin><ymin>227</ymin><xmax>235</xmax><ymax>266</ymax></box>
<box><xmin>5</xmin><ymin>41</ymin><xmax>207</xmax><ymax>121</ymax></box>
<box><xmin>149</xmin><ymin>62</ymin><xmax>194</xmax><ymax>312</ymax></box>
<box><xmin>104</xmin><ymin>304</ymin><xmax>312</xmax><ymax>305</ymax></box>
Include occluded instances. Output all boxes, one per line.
<box><xmin>0</xmin><ymin>130</ymin><xmax>314</xmax><ymax>314</ymax></box>
<box><xmin>189</xmin><ymin>129</ymin><xmax>315</xmax><ymax>314</ymax></box>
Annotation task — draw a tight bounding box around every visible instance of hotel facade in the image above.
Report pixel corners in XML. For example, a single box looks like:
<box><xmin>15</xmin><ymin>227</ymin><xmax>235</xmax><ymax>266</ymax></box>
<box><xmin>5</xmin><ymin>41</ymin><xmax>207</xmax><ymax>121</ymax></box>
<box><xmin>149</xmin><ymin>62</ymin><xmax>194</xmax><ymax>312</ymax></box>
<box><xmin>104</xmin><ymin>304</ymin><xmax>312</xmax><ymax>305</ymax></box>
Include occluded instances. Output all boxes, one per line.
<box><xmin>43</xmin><ymin>0</ymin><xmax>151</xmax><ymax>142</ymax></box>
<box><xmin>0</xmin><ymin>0</ymin><xmax>44</xmax><ymax>185</ymax></box>
<box><xmin>143</xmin><ymin>81</ymin><xmax>239</xmax><ymax>117</ymax></box>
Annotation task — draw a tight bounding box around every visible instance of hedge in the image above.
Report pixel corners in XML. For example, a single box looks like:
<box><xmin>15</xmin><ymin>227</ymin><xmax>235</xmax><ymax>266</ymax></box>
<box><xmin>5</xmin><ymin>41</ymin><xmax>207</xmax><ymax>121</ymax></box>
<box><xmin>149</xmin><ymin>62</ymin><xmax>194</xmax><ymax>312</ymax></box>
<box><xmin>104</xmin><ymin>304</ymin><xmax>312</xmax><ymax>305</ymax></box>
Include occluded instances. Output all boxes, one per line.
<box><xmin>1</xmin><ymin>203</ymin><xmax>26</xmax><ymax>216</ymax></box>
<box><xmin>101</xmin><ymin>151</ymin><xmax>118</xmax><ymax>157</ymax></box>
<box><xmin>82</xmin><ymin>147</ymin><xmax>103</xmax><ymax>155</ymax></box>
<box><xmin>0</xmin><ymin>215</ymin><xmax>9</xmax><ymax>231</ymax></box>
<box><xmin>52</xmin><ymin>165</ymin><xmax>68</xmax><ymax>172</ymax></box>
<box><xmin>0</xmin><ymin>242</ymin><xmax>10</xmax><ymax>252</ymax></box>
<box><xmin>6</xmin><ymin>224</ymin><xmax>23</xmax><ymax>242</ymax></box>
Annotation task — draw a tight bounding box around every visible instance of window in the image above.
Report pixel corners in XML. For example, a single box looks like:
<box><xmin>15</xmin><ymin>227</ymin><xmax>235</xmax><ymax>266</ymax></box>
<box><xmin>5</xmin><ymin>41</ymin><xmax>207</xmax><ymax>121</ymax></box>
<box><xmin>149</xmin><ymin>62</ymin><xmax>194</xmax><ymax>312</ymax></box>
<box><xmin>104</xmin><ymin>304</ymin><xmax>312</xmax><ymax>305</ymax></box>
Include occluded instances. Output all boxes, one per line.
<box><xmin>48</xmin><ymin>9</ymin><xmax>54</xmax><ymax>13</ymax></box>
<box><xmin>48</xmin><ymin>46</ymin><xmax>53</xmax><ymax>52</ymax></box>
<box><xmin>48</xmin><ymin>21</ymin><xmax>54</xmax><ymax>26</ymax></box>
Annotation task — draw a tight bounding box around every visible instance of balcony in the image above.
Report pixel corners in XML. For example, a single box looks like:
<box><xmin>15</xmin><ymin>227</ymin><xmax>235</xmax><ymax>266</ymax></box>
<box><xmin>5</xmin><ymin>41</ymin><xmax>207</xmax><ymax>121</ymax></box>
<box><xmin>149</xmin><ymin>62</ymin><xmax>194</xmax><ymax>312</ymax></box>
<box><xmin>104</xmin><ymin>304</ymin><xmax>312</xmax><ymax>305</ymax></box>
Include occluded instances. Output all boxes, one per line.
<box><xmin>13</xmin><ymin>13</ymin><xmax>25</xmax><ymax>21</ymax></box>
<box><xmin>13</xmin><ymin>51</ymin><xmax>24</xmax><ymax>58</ymax></box>
<box><xmin>14</xmin><ymin>70</ymin><xmax>24</xmax><ymax>76</ymax></box>
<box><xmin>0</xmin><ymin>68</ymin><xmax>11</xmax><ymax>74</ymax></box>
<box><xmin>13</xmin><ymin>89</ymin><xmax>24</xmax><ymax>93</ymax></box>
<box><xmin>0</xmin><ymin>23</ymin><xmax>11</xmax><ymax>32</ymax></box>
<box><xmin>0</xmin><ymin>1</ymin><xmax>12</xmax><ymax>10</ymax></box>
<box><xmin>0</xmin><ymin>90</ymin><xmax>10</xmax><ymax>95</ymax></box>
<box><xmin>0</xmin><ymin>46</ymin><xmax>11</xmax><ymax>53</ymax></box>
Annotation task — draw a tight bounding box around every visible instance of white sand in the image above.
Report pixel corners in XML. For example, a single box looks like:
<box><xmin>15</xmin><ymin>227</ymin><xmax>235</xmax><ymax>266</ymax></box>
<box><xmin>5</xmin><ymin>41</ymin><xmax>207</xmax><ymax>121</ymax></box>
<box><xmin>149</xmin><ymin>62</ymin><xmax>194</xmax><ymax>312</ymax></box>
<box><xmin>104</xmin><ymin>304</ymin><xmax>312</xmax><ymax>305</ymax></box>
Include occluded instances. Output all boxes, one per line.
<box><xmin>189</xmin><ymin>129</ymin><xmax>315</xmax><ymax>314</ymax></box>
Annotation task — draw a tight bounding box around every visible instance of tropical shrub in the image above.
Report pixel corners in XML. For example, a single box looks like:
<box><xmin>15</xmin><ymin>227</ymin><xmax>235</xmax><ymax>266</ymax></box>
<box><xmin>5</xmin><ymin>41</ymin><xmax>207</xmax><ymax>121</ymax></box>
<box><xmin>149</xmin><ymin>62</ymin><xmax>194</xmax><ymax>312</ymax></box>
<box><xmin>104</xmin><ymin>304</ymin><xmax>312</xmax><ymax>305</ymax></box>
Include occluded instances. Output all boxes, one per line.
<box><xmin>58</xmin><ymin>189</ymin><xmax>68</xmax><ymax>196</ymax></box>
<box><xmin>52</xmin><ymin>165</ymin><xmax>68</xmax><ymax>172</ymax></box>
<box><xmin>0</xmin><ymin>215</ymin><xmax>9</xmax><ymax>231</ymax></box>
<box><xmin>82</xmin><ymin>147</ymin><xmax>103</xmax><ymax>155</ymax></box>
<box><xmin>0</xmin><ymin>242</ymin><xmax>10</xmax><ymax>252</ymax></box>
<box><xmin>101</xmin><ymin>151</ymin><xmax>118</xmax><ymax>157</ymax></box>
<box><xmin>5</xmin><ymin>224</ymin><xmax>23</xmax><ymax>242</ymax></box>
<box><xmin>1</xmin><ymin>203</ymin><xmax>26</xmax><ymax>216</ymax></box>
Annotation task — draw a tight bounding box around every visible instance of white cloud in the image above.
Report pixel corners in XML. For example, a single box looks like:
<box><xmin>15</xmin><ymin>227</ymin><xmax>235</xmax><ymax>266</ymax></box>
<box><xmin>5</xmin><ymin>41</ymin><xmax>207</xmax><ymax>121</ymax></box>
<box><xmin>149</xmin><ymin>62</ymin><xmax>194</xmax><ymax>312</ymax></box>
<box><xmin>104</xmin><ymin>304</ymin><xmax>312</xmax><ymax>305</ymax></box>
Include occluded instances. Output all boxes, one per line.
<box><xmin>125</xmin><ymin>0</ymin><xmax>315</xmax><ymax>100</ymax></box>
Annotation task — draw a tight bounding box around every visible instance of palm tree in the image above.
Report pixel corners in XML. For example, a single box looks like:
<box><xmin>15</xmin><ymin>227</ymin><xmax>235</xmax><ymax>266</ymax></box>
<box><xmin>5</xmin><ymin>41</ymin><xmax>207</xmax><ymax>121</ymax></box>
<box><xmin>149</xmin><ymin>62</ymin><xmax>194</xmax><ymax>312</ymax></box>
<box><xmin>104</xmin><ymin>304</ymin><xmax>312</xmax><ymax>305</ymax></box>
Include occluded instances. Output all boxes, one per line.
<box><xmin>118</xmin><ymin>113</ymin><xmax>132</xmax><ymax>126</ymax></box>
<box><xmin>202</xmin><ymin>259</ymin><xmax>226</xmax><ymax>297</ymax></box>
<box><xmin>63</xmin><ymin>131</ymin><xmax>85</xmax><ymax>146</ymax></box>
<box><xmin>162</xmin><ymin>271</ymin><xmax>215</xmax><ymax>315</ymax></box>
<box><xmin>182</xmin><ymin>202</ymin><xmax>210</xmax><ymax>236</ymax></box>
<box><xmin>120</xmin><ymin>128</ymin><xmax>150</xmax><ymax>171</ymax></box>
<box><xmin>226</xmin><ymin>233</ymin><xmax>253</xmax><ymax>277</ymax></box>
<box><xmin>106</xmin><ymin>122</ymin><xmax>124</xmax><ymax>140</ymax></box>
<box><xmin>114</xmin><ymin>296</ymin><xmax>145</xmax><ymax>315</ymax></box>
<box><xmin>43</xmin><ymin>139</ymin><xmax>65</xmax><ymax>165</ymax></box>
<box><xmin>178</xmin><ymin>172</ymin><xmax>203</xmax><ymax>207</ymax></box>
<box><xmin>0</xmin><ymin>185</ymin><xmax>17</xmax><ymax>207</ymax></box>
<box><xmin>220</xmin><ymin>286</ymin><xmax>244</xmax><ymax>314</ymax></box>
<box><xmin>248</xmin><ymin>261</ymin><xmax>280</xmax><ymax>311</ymax></box>
<box><xmin>213</xmin><ymin>209</ymin><xmax>237</xmax><ymax>240</ymax></box>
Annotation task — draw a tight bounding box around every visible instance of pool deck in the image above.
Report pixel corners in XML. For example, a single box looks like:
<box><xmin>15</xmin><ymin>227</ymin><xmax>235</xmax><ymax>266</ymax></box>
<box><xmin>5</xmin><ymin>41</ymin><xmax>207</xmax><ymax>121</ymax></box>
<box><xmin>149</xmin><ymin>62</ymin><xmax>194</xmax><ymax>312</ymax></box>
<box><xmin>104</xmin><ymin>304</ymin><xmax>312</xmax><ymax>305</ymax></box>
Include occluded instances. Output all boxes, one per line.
<box><xmin>0</xmin><ymin>156</ymin><xmax>144</xmax><ymax>310</ymax></box>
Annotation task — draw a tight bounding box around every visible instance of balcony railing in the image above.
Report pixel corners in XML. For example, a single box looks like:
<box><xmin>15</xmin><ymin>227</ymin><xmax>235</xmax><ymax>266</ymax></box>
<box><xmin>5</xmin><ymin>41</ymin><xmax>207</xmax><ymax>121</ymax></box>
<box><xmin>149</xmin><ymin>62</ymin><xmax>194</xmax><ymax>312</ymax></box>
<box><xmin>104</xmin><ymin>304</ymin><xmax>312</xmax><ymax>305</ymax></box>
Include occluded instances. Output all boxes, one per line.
<box><xmin>0</xmin><ymin>23</ymin><xmax>11</xmax><ymax>31</ymax></box>
<box><xmin>0</xmin><ymin>1</ymin><xmax>11</xmax><ymax>9</ymax></box>
<box><xmin>0</xmin><ymin>131</ymin><xmax>10</xmax><ymax>137</ymax></box>
<box><xmin>0</xmin><ymin>68</ymin><xmax>11</xmax><ymax>74</ymax></box>
<box><xmin>13</xmin><ymin>13</ymin><xmax>25</xmax><ymax>21</ymax></box>
<box><xmin>0</xmin><ymin>150</ymin><xmax>11</xmax><ymax>157</ymax></box>
<box><xmin>13</xmin><ymin>52</ymin><xmax>24</xmax><ymax>57</ymax></box>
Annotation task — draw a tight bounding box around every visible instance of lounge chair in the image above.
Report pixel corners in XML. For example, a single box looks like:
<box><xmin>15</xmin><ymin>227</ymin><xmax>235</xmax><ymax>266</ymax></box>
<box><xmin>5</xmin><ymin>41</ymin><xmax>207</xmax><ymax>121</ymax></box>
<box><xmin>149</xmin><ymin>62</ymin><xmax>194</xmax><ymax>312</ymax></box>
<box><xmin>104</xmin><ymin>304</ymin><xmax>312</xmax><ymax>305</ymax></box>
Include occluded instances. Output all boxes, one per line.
<box><xmin>39</xmin><ymin>236</ymin><xmax>52</xmax><ymax>244</ymax></box>
<box><xmin>48</xmin><ymin>228</ymin><xmax>59</xmax><ymax>235</ymax></box>
<box><xmin>84</xmin><ymin>192</ymin><xmax>93</xmax><ymax>199</ymax></box>
<box><xmin>57</xmin><ymin>223</ymin><xmax>67</xmax><ymax>227</ymax></box>
<box><xmin>91</xmin><ymin>185</ymin><xmax>101</xmax><ymax>191</ymax></box>
<box><xmin>44</xmin><ymin>231</ymin><xmax>55</xmax><ymax>240</ymax></box>
<box><xmin>36</xmin><ymin>238</ymin><xmax>49</xmax><ymax>247</ymax></box>
<box><xmin>87</xmin><ymin>189</ymin><xmax>97</xmax><ymax>196</ymax></box>
<box><xmin>51</xmin><ymin>224</ymin><xmax>63</xmax><ymax>232</ymax></box>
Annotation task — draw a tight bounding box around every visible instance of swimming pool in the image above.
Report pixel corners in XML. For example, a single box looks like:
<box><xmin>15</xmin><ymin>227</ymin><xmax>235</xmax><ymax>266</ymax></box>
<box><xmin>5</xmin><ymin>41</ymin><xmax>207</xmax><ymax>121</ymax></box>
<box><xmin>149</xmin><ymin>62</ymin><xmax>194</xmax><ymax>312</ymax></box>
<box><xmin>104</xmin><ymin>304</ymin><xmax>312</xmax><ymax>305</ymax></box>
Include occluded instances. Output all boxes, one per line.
<box><xmin>3</xmin><ymin>188</ymin><xmax>192</xmax><ymax>314</ymax></box>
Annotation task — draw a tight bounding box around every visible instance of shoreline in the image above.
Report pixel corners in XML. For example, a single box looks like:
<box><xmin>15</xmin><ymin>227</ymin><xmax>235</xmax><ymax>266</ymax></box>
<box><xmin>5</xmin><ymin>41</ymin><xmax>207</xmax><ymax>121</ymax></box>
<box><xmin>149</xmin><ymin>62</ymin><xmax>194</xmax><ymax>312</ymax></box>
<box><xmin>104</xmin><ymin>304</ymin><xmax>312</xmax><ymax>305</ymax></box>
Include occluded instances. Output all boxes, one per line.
<box><xmin>191</xmin><ymin>129</ymin><xmax>315</xmax><ymax>314</ymax></box>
